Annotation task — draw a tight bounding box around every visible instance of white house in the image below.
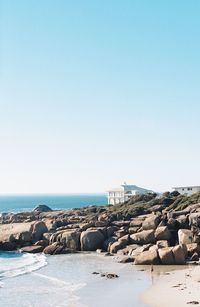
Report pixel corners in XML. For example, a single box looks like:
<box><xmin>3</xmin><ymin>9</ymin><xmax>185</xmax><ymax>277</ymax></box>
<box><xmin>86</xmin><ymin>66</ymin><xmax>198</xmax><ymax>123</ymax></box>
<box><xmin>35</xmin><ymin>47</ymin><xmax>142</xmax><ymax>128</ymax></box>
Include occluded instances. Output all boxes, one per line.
<box><xmin>107</xmin><ymin>183</ymin><xmax>154</xmax><ymax>205</ymax></box>
<box><xmin>172</xmin><ymin>186</ymin><xmax>200</xmax><ymax>196</ymax></box>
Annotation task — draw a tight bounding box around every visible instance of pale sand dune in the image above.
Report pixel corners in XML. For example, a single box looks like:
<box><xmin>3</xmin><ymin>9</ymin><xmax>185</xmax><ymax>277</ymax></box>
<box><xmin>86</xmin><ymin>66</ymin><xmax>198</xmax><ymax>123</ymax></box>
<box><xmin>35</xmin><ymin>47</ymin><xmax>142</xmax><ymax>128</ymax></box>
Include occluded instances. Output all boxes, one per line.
<box><xmin>142</xmin><ymin>265</ymin><xmax>200</xmax><ymax>307</ymax></box>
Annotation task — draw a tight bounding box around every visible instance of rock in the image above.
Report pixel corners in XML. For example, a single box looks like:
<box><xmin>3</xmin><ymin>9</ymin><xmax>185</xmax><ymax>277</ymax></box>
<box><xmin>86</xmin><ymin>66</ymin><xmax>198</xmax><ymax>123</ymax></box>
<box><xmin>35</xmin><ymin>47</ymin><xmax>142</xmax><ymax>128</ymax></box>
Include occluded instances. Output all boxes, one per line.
<box><xmin>118</xmin><ymin>234</ymin><xmax>129</xmax><ymax>245</ymax></box>
<box><xmin>178</xmin><ymin>229</ymin><xmax>193</xmax><ymax>245</ymax></box>
<box><xmin>142</xmin><ymin>215</ymin><xmax>160</xmax><ymax>231</ymax></box>
<box><xmin>119</xmin><ymin>257</ymin><xmax>134</xmax><ymax>263</ymax></box>
<box><xmin>112</xmin><ymin>221</ymin><xmax>130</xmax><ymax>227</ymax></box>
<box><xmin>167</xmin><ymin>218</ymin><xmax>180</xmax><ymax>230</ymax></box>
<box><xmin>19</xmin><ymin>231</ymin><xmax>32</xmax><ymax>243</ymax></box>
<box><xmin>107</xmin><ymin>226</ymin><xmax>118</xmax><ymax>238</ymax></box>
<box><xmin>0</xmin><ymin>242</ymin><xmax>17</xmax><ymax>251</ymax></box>
<box><xmin>96</xmin><ymin>249</ymin><xmax>103</xmax><ymax>254</ymax></box>
<box><xmin>109</xmin><ymin>241</ymin><xmax>125</xmax><ymax>253</ymax></box>
<box><xmin>80</xmin><ymin>230</ymin><xmax>104</xmax><ymax>251</ymax></box>
<box><xmin>131</xmin><ymin>244</ymin><xmax>153</xmax><ymax>257</ymax></box>
<box><xmin>103</xmin><ymin>237</ymin><xmax>117</xmax><ymax>251</ymax></box>
<box><xmin>34</xmin><ymin>240</ymin><xmax>48</xmax><ymax>247</ymax></box>
<box><xmin>128</xmin><ymin>227</ymin><xmax>140</xmax><ymax>234</ymax></box>
<box><xmin>79</xmin><ymin>222</ymin><xmax>95</xmax><ymax>231</ymax></box>
<box><xmin>134</xmin><ymin>250</ymin><xmax>160</xmax><ymax>265</ymax></box>
<box><xmin>114</xmin><ymin>229</ymin><xmax>127</xmax><ymax>239</ymax></box>
<box><xmin>33</xmin><ymin>205</ymin><xmax>52</xmax><ymax>213</ymax></box>
<box><xmin>101</xmin><ymin>273</ymin><xmax>119</xmax><ymax>279</ymax></box>
<box><xmin>130</xmin><ymin>230</ymin><xmax>155</xmax><ymax>245</ymax></box>
<box><xmin>43</xmin><ymin>232</ymin><xmax>53</xmax><ymax>241</ymax></box>
<box><xmin>60</xmin><ymin>231</ymin><xmax>80</xmax><ymax>250</ymax></box>
<box><xmin>156</xmin><ymin>240</ymin><xmax>170</xmax><ymax>248</ymax></box>
<box><xmin>31</xmin><ymin>221</ymin><xmax>48</xmax><ymax>242</ymax></box>
<box><xmin>21</xmin><ymin>245</ymin><xmax>44</xmax><ymax>253</ymax></box>
<box><xmin>155</xmin><ymin>226</ymin><xmax>171</xmax><ymax>241</ymax></box>
<box><xmin>172</xmin><ymin>245</ymin><xmax>186</xmax><ymax>265</ymax></box>
<box><xmin>106</xmin><ymin>273</ymin><xmax>119</xmax><ymax>279</ymax></box>
<box><xmin>189</xmin><ymin>212</ymin><xmax>200</xmax><ymax>227</ymax></box>
<box><xmin>190</xmin><ymin>252</ymin><xmax>199</xmax><ymax>261</ymax></box>
<box><xmin>43</xmin><ymin>242</ymin><xmax>65</xmax><ymax>255</ymax></box>
<box><xmin>130</xmin><ymin>217</ymin><xmax>145</xmax><ymax>227</ymax></box>
<box><xmin>176</xmin><ymin>215</ymin><xmax>189</xmax><ymax>228</ymax></box>
<box><xmin>186</xmin><ymin>243</ymin><xmax>200</xmax><ymax>257</ymax></box>
<box><xmin>149</xmin><ymin>245</ymin><xmax>158</xmax><ymax>252</ymax></box>
<box><xmin>158</xmin><ymin>247</ymin><xmax>174</xmax><ymax>265</ymax></box>
<box><xmin>118</xmin><ymin>244</ymin><xmax>140</xmax><ymax>256</ymax></box>
<box><xmin>0</xmin><ymin>223</ymin><xmax>34</xmax><ymax>243</ymax></box>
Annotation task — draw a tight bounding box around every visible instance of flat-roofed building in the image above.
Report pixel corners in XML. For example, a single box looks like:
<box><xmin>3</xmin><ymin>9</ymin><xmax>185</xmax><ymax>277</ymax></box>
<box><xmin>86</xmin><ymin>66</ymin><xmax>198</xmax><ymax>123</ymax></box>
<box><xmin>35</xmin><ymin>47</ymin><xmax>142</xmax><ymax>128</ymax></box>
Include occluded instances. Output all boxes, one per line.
<box><xmin>107</xmin><ymin>183</ymin><xmax>153</xmax><ymax>205</ymax></box>
<box><xmin>172</xmin><ymin>186</ymin><xmax>200</xmax><ymax>196</ymax></box>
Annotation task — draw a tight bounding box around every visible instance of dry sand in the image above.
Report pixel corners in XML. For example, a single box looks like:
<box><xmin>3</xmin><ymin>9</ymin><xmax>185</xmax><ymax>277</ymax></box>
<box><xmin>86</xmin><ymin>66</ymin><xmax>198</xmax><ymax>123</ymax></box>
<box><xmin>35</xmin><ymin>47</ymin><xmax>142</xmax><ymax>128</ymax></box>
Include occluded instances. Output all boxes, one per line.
<box><xmin>141</xmin><ymin>264</ymin><xmax>200</xmax><ymax>307</ymax></box>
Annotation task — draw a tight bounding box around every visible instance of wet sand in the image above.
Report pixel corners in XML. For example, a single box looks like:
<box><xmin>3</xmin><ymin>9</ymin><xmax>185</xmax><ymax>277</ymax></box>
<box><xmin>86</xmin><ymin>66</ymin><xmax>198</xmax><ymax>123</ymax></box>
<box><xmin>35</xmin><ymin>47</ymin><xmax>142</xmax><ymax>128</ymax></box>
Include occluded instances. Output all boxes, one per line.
<box><xmin>0</xmin><ymin>253</ymin><xmax>151</xmax><ymax>307</ymax></box>
<box><xmin>142</xmin><ymin>264</ymin><xmax>200</xmax><ymax>307</ymax></box>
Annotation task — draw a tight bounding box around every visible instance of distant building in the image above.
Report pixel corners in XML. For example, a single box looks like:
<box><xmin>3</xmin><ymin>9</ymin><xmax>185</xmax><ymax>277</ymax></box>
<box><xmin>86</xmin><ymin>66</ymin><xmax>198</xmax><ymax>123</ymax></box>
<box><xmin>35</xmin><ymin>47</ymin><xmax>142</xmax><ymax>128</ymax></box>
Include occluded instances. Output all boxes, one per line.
<box><xmin>107</xmin><ymin>183</ymin><xmax>154</xmax><ymax>205</ymax></box>
<box><xmin>172</xmin><ymin>186</ymin><xmax>200</xmax><ymax>196</ymax></box>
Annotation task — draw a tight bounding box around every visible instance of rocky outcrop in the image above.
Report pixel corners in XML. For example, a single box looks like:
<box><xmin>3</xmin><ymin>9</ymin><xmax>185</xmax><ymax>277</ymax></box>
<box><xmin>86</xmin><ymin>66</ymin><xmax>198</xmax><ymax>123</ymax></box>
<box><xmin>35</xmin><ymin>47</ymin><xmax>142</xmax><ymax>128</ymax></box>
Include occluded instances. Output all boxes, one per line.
<box><xmin>33</xmin><ymin>205</ymin><xmax>53</xmax><ymax>213</ymax></box>
<box><xmin>1</xmin><ymin>191</ymin><xmax>200</xmax><ymax>265</ymax></box>
<box><xmin>80</xmin><ymin>230</ymin><xmax>104</xmax><ymax>251</ymax></box>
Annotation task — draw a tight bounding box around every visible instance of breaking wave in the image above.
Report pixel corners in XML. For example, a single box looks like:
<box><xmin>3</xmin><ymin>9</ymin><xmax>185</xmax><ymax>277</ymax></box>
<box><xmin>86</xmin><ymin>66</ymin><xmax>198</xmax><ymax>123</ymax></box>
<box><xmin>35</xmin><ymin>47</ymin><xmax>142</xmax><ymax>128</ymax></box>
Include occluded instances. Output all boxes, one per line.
<box><xmin>0</xmin><ymin>251</ymin><xmax>47</xmax><ymax>280</ymax></box>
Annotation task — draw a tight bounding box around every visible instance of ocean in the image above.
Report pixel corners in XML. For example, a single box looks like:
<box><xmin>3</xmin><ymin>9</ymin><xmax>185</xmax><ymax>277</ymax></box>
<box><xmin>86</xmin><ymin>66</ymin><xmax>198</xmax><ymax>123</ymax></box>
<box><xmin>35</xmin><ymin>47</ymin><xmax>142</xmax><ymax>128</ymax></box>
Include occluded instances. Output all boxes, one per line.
<box><xmin>0</xmin><ymin>194</ymin><xmax>107</xmax><ymax>213</ymax></box>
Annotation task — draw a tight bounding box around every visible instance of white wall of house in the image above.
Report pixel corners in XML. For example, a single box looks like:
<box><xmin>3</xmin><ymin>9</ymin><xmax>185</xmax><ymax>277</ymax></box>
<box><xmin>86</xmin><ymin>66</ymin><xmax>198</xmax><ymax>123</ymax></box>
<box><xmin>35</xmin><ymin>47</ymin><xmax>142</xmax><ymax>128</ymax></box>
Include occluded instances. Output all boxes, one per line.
<box><xmin>107</xmin><ymin>184</ymin><xmax>153</xmax><ymax>205</ymax></box>
<box><xmin>173</xmin><ymin>186</ymin><xmax>200</xmax><ymax>196</ymax></box>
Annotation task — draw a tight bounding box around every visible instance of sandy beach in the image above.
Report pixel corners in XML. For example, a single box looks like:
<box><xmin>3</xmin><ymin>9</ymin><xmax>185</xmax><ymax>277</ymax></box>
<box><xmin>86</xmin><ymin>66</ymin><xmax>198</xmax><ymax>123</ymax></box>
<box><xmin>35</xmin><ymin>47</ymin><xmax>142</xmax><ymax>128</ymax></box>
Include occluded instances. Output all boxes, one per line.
<box><xmin>142</xmin><ymin>264</ymin><xmax>200</xmax><ymax>307</ymax></box>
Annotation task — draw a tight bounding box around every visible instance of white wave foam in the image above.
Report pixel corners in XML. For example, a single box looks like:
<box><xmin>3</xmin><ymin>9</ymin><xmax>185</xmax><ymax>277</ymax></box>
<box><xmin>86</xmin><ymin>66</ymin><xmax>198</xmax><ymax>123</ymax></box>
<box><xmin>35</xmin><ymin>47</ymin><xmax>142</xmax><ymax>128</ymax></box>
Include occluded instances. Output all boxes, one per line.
<box><xmin>0</xmin><ymin>252</ymin><xmax>47</xmax><ymax>280</ymax></box>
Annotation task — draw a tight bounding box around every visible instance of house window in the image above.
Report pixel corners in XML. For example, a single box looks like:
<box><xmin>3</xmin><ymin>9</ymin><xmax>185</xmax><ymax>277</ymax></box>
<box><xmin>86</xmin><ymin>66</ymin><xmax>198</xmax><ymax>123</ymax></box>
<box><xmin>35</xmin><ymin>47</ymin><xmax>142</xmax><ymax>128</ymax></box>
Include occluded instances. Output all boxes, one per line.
<box><xmin>182</xmin><ymin>188</ymin><xmax>184</xmax><ymax>191</ymax></box>
<box><xmin>187</xmin><ymin>188</ymin><xmax>193</xmax><ymax>191</ymax></box>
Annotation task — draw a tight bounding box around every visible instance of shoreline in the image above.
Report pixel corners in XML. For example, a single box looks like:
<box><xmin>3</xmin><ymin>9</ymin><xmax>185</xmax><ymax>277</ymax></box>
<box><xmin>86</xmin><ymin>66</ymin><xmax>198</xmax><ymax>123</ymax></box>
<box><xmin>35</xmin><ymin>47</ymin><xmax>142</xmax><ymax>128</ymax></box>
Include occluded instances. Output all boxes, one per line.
<box><xmin>141</xmin><ymin>264</ymin><xmax>200</xmax><ymax>307</ymax></box>
<box><xmin>0</xmin><ymin>252</ymin><xmax>151</xmax><ymax>307</ymax></box>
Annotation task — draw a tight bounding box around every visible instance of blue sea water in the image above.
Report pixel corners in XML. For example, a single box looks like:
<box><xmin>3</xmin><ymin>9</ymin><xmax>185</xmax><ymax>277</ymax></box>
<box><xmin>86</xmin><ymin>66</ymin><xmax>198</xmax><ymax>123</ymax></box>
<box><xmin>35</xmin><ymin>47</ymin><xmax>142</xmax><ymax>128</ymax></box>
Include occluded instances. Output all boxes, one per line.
<box><xmin>0</xmin><ymin>194</ymin><xmax>107</xmax><ymax>213</ymax></box>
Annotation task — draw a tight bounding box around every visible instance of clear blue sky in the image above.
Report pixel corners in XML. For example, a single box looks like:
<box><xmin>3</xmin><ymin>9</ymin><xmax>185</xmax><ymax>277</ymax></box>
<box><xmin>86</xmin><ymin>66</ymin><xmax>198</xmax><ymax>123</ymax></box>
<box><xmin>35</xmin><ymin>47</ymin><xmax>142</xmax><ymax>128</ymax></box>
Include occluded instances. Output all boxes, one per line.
<box><xmin>0</xmin><ymin>0</ymin><xmax>200</xmax><ymax>194</ymax></box>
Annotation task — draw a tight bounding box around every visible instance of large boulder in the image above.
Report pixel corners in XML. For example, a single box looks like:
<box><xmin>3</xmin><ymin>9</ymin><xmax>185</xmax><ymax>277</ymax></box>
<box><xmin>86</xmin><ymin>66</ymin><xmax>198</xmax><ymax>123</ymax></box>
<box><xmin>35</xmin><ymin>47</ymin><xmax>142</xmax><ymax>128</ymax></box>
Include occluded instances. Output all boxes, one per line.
<box><xmin>21</xmin><ymin>245</ymin><xmax>44</xmax><ymax>253</ymax></box>
<box><xmin>33</xmin><ymin>205</ymin><xmax>53</xmax><ymax>213</ymax></box>
<box><xmin>80</xmin><ymin>230</ymin><xmax>104</xmax><ymax>251</ymax></box>
<box><xmin>31</xmin><ymin>221</ymin><xmax>48</xmax><ymax>242</ymax></box>
<box><xmin>134</xmin><ymin>250</ymin><xmax>160</xmax><ymax>265</ymax></box>
<box><xmin>0</xmin><ymin>223</ymin><xmax>33</xmax><ymax>243</ymax></box>
<box><xmin>158</xmin><ymin>245</ymin><xmax>186</xmax><ymax>265</ymax></box>
<box><xmin>142</xmin><ymin>215</ymin><xmax>160</xmax><ymax>231</ymax></box>
<box><xmin>60</xmin><ymin>231</ymin><xmax>80</xmax><ymax>250</ymax></box>
<box><xmin>158</xmin><ymin>247</ymin><xmax>174</xmax><ymax>265</ymax></box>
<box><xmin>155</xmin><ymin>226</ymin><xmax>171</xmax><ymax>241</ymax></box>
<box><xmin>178</xmin><ymin>229</ymin><xmax>193</xmax><ymax>245</ymax></box>
<box><xmin>109</xmin><ymin>241</ymin><xmax>126</xmax><ymax>253</ymax></box>
<box><xmin>43</xmin><ymin>243</ymin><xmax>75</xmax><ymax>255</ymax></box>
<box><xmin>130</xmin><ymin>230</ymin><xmax>155</xmax><ymax>245</ymax></box>
<box><xmin>172</xmin><ymin>245</ymin><xmax>186</xmax><ymax>265</ymax></box>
